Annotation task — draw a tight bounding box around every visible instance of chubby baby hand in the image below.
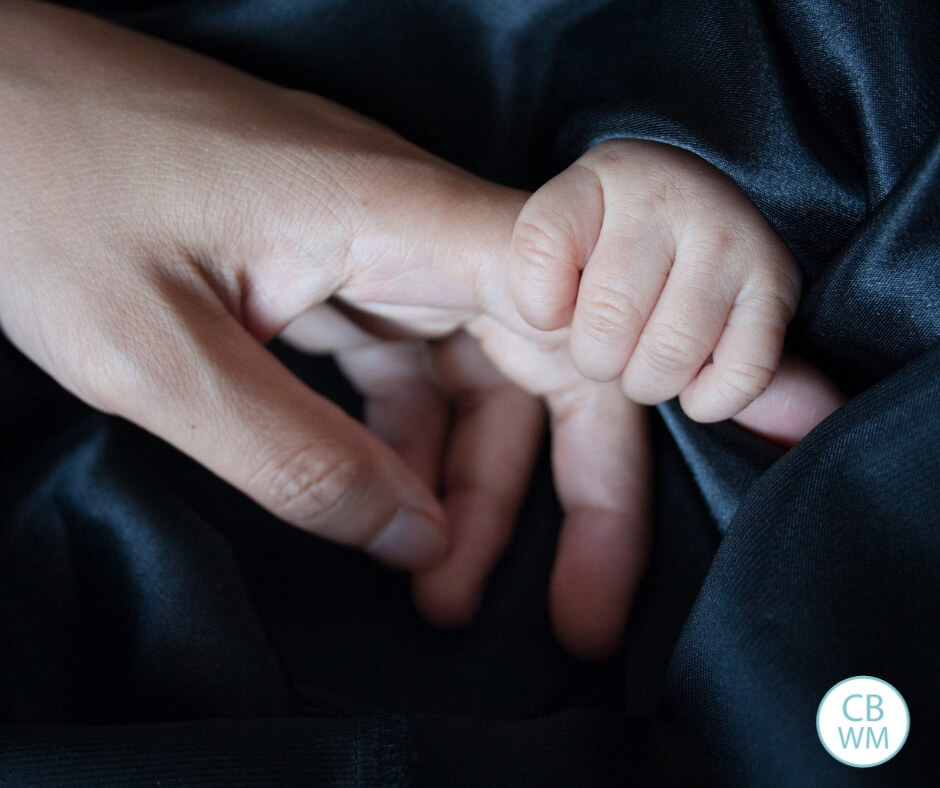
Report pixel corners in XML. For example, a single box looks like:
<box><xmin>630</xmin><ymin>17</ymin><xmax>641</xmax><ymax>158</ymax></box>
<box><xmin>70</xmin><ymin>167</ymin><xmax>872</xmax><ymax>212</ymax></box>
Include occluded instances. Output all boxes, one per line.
<box><xmin>510</xmin><ymin>139</ymin><xmax>801</xmax><ymax>422</ymax></box>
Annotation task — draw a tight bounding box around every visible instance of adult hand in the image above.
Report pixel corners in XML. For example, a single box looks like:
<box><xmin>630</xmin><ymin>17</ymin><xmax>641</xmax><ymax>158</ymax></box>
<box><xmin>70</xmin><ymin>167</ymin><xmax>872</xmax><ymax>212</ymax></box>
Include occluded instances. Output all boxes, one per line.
<box><xmin>0</xmin><ymin>0</ymin><xmax>515</xmax><ymax>569</ymax></box>
<box><xmin>0</xmin><ymin>1</ymin><xmax>636</xmax><ymax>606</ymax></box>
<box><xmin>285</xmin><ymin>306</ymin><xmax>843</xmax><ymax>660</ymax></box>
<box><xmin>0</xmin><ymin>1</ymin><xmax>844</xmax><ymax>660</ymax></box>
<box><xmin>284</xmin><ymin>308</ymin><xmax>648</xmax><ymax>660</ymax></box>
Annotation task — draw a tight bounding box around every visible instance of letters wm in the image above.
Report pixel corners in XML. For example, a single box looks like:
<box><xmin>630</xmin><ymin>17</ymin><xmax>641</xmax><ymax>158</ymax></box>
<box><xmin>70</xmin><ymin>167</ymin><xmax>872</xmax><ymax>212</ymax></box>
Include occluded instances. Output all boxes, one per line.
<box><xmin>817</xmin><ymin>677</ymin><xmax>909</xmax><ymax>767</ymax></box>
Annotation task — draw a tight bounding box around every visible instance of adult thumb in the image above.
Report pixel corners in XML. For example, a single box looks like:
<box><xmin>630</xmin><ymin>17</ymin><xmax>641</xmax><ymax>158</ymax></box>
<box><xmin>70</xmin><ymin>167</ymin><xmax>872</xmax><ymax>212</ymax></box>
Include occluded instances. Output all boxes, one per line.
<box><xmin>730</xmin><ymin>354</ymin><xmax>845</xmax><ymax>447</ymax></box>
<box><xmin>100</xmin><ymin>294</ymin><xmax>448</xmax><ymax>570</ymax></box>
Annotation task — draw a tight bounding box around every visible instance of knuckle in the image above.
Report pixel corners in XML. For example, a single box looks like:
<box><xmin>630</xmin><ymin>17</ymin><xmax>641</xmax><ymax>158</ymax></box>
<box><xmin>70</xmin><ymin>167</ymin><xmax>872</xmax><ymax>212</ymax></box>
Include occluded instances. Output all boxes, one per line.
<box><xmin>258</xmin><ymin>446</ymin><xmax>369</xmax><ymax>530</ymax></box>
<box><xmin>760</xmin><ymin>289</ymin><xmax>799</xmax><ymax>329</ymax></box>
<box><xmin>684</xmin><ymin>228</ymin><xmax>737</xmax><ymax>264</ymax></box>
<box><xmin>761</xmin><ymin>265</ymin><xmax>802</xmax><ymax>317</ymax></box>
<box><xmin>736</xmin><ymin>285</ymin><xmax>799</xmax><ymax>345</ymax></box>
<box><xmin>640</xmin><ymin>175</ymin><xmax>681</xmax><ymax>220</ymax></box>
<box><xmin>578</xmin><ymin>284</ymin><xmax>644</xmax><ymax>343</ymax></box>
<box><xmin>513</xmin><ymin>215</ymin><xmax>576</xmax><ymax>279</ymax></box>
<box><xmin>639</xmin><ymin>327</ymin><xmax>710</xmax><ymax>376</ymax></box>
<box><xmin>716</xmin><ymin>360</ymin><xmax>775</xmax><ymax>405</ymax></box>
<box><xmin>742</xmin><ymin>242</ymin><xmax>802</xmax><ymax>312</ymax></box>
<box><xmin>679</xmin><ymin>228</ymin><xmax>752</xmax><ymax>289</ymax></box>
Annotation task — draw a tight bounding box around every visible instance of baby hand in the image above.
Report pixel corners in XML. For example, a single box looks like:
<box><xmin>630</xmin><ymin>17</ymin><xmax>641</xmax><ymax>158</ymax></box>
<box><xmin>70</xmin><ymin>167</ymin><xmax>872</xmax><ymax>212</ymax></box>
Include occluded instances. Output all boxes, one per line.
<box><xmin>510</xmin><ymin>139</ymin><xmax>801</xmax><ymax>422</ymax></box>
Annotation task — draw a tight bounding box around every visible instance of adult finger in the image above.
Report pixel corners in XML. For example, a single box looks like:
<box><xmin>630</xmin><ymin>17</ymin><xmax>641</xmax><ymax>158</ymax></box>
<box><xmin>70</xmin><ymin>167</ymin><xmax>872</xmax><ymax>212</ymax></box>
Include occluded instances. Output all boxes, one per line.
<box><xmin>412</xmin><ymin>333</ymin><xmax>545</xmax><ymax>628</ymax></box>
<box><xmin>729</xmin><ymin>353</ymin><xmax>845</xmax><ymax>446</ymax></box>
<box><xmin>282</xmin><ymin>303</ymin><xmax>450</xmax><ymax>490</ymax></box>
<box><xmin>335</xmin><ymin>339</ymin><xmax>449</xmax><ymax>492</ymax></box>
<box><xmin>545</xmin><ymin>381</ymin><xmax>652</xmax><ymax>661</ymax></box>
<box><xmin>279</xmin><ymin>302</ymin><xmax>379</xmax><ymax>354</ymax></box>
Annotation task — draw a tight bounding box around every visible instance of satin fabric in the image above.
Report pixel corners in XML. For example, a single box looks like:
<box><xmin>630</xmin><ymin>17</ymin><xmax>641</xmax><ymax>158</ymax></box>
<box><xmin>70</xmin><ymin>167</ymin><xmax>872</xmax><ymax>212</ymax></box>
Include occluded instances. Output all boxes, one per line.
<box><xmin>2</xmin><ymin>1</ymin><xmax>938</xmax><ymax>784</ymax></box>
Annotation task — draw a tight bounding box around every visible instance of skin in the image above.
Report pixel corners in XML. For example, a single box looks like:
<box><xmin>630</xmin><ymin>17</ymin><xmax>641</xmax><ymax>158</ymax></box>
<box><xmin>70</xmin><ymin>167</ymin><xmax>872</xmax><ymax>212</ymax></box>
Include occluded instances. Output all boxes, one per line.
<box><xmin>510</xmin><ymin>140</ymin><xmax>803</xmax><ymax>423</ymax></box>
<box><xmin>0</xmin><ymin>0</ymin><xmax>843</xmax><ymax>660</ymax></box>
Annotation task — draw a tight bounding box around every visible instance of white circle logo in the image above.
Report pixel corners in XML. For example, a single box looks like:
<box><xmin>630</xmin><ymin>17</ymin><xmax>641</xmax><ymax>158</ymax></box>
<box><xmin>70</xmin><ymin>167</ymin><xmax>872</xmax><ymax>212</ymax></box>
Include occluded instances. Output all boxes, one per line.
<box><xmin>817</xmin><ymin>676</ymin><xmax>909</xmax><ymax>767</ymax></box>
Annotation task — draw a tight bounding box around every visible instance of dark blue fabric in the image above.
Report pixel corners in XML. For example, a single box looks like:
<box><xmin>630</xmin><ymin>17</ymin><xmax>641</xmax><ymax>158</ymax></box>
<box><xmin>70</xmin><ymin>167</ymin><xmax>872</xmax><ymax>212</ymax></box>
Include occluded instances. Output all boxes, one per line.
<box><xmin>2</xmin><ymin>1</ymin><xmax>938</xmax><ymax>785</ymax></box>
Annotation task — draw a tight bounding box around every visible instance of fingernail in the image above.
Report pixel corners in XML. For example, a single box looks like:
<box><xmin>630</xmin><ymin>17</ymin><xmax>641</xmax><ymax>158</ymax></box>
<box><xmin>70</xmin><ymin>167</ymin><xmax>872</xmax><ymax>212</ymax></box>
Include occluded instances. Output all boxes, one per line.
<box><xmin>368</xmin><ymin>507</ymin><xmax>447</xmax><ymax>569</ymax></box>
